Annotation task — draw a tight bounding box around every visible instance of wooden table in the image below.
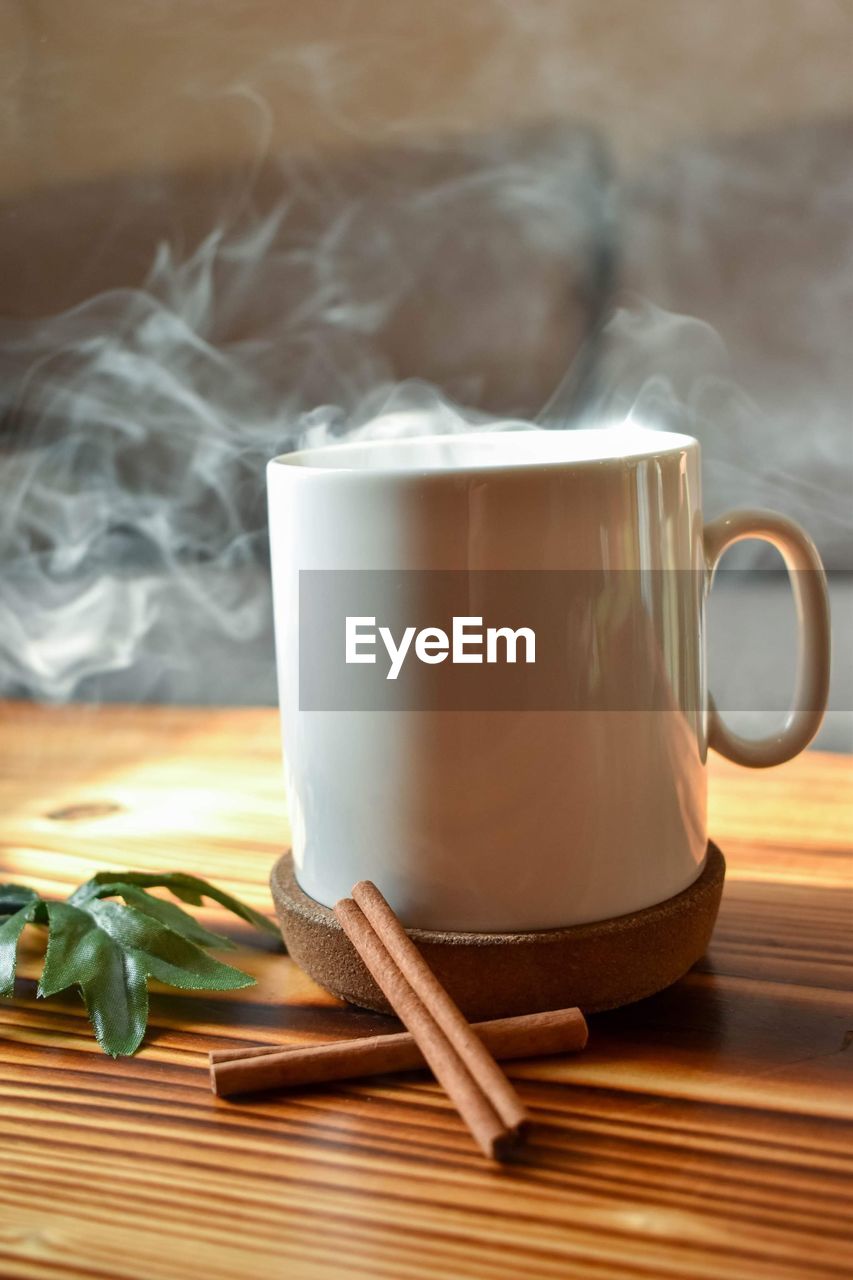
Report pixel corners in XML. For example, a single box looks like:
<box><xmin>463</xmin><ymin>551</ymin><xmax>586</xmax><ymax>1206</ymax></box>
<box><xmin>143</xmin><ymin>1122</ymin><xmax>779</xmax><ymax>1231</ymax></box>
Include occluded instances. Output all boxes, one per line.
<box><xmin>0</xmin><ymin>702</ymin><xmax>851</xmax><ymax>1279</ymax></box>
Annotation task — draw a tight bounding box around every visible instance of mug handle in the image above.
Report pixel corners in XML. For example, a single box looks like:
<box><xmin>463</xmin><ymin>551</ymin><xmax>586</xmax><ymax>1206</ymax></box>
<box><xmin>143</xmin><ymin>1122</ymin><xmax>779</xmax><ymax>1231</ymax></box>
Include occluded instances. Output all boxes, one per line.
<box><xmin>703</xmin><ymin>509</ymin><xmax>831</xmax><ymax>767</ymax></box>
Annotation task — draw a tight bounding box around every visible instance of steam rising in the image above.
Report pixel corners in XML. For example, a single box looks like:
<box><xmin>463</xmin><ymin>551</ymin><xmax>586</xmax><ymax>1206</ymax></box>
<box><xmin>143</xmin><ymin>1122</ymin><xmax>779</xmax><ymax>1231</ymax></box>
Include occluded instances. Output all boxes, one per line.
<box><xmin>0</xmin><ymin>200</ymin><xmax>561</xmax><ymax>702</ymax></box>
<box><xmin>578</xmin><ymin>302</ymin><xmax>853</xmax><ymax>555</ymax></box>
<box><xmin>0</xmin><ymin>107</ymin><xmax>850</xmax><ymax>707</ymax></box>
<box><xmin>1</xmin><ymin>229</ymin><xmax>283</xmax><ymax>700</ymax></box>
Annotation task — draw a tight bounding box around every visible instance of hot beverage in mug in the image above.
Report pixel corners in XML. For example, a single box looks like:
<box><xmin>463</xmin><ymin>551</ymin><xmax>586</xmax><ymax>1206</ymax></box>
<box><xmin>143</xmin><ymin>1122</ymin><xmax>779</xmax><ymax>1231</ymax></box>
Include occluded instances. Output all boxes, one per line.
<box><xmin>267</xmin><ymin>425</ymin><xmax>829</xmax><ymax>933</ymax></box>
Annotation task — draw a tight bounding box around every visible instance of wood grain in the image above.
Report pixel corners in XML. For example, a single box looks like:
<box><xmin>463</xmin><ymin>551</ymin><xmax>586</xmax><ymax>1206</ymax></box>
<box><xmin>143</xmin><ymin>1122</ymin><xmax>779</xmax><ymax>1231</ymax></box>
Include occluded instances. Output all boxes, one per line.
<box><xmin>0</xmin><ymin>701</ymin><xmax>851</xmax><ymax>1279</ymax></box>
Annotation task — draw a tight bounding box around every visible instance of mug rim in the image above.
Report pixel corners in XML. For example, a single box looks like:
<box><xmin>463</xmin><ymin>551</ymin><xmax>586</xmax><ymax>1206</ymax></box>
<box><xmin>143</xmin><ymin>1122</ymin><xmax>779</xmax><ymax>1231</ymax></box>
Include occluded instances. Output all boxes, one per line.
<box><xmin>269</xmin><ymin>425</ymin><xmax>698</xmax><ymax>477</ymax></box>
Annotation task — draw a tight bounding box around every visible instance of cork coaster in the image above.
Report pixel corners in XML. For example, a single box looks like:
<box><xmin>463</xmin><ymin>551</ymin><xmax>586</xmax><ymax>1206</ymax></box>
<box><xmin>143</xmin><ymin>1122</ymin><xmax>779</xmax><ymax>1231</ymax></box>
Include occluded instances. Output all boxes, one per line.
<box><xmin>270</xmin><ymin>843</ymin><xmax>725</xmax><ymax>1018</ymax></box>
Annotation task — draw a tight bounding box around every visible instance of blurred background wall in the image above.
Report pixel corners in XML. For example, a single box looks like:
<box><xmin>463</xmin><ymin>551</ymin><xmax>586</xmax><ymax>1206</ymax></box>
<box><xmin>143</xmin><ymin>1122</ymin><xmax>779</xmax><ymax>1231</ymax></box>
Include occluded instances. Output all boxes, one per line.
<box><xmin>1</xmin><ymin>0</ymin><xmax>850</xmax><ymax>746</ymax></box>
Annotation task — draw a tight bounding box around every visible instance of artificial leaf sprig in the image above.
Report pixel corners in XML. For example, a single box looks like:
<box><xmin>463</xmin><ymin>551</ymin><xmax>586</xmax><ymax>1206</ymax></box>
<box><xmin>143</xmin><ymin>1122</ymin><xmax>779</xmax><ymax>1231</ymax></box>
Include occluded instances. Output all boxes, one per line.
<box><xmin>0</xmin><ymin>872</ymin><xmax>279</xmax><ymax>1057</ymax></box>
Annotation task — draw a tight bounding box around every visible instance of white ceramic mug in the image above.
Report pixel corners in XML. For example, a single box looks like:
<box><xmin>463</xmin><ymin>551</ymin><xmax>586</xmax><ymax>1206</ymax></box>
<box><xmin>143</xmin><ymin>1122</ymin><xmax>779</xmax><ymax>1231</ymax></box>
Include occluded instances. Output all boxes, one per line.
<box><xmin>267</xmin><ymin>425</ymin><xmax>830</xmax><ymax>931</ymax></box>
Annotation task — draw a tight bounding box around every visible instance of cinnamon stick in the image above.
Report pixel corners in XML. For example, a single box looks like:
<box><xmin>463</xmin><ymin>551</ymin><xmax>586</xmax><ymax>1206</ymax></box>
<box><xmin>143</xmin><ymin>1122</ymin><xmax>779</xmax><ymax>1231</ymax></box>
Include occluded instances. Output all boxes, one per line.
<box><xmin>334</xmin><ymin>895</ymin><xmax>513</xmax><ymax>1159</ymax></box>
<box><xmin>209</xmin><ymin>1008</ymin><xmax>588</xmax><ymax>1097</ymax></box>
<box><xmin>351</xmin><ymin>880</ymin><xmax>529</xmax><ymax>1134</ymax></box>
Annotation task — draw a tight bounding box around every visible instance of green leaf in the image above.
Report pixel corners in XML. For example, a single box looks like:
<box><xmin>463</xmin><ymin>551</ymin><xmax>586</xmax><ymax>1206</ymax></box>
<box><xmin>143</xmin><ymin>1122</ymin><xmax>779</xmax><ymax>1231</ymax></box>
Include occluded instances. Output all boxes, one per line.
<box><xmin>70</xmin><ymin>871</ymin><xmax>277</xmax><ymax>935</ymax></box>
<box><xmin>5</xmin><ymin>868</ymin><xmax>272</xmax><ymax>1056</ymax></box>
<box><xmin>40</xmin><ymin>902</ymin><xmax>149</xmax><ymax>1057</ymax></box>
<box><xmin>0</xmin><ymin>893</ymin><xmax>44</xmax><ymax>997</ymax></box>
<box><xmin>40</xmin><ymin>900</ymin><xmax>254</xmax><ymax>1057</ymax></box>
<box><xmin>88</xmin><ymin>901</ymin><xmax>254</xmax><ymax>991</ymax></box>
<box><xmin>85</xmin><ymin>883</ymin><xmax>237</xmax><ymax>951</ymax></box>
<box><xmin>0</xmin><ymin>884</ymin><xmax>41</xmax><ymax>917</ymax></box>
